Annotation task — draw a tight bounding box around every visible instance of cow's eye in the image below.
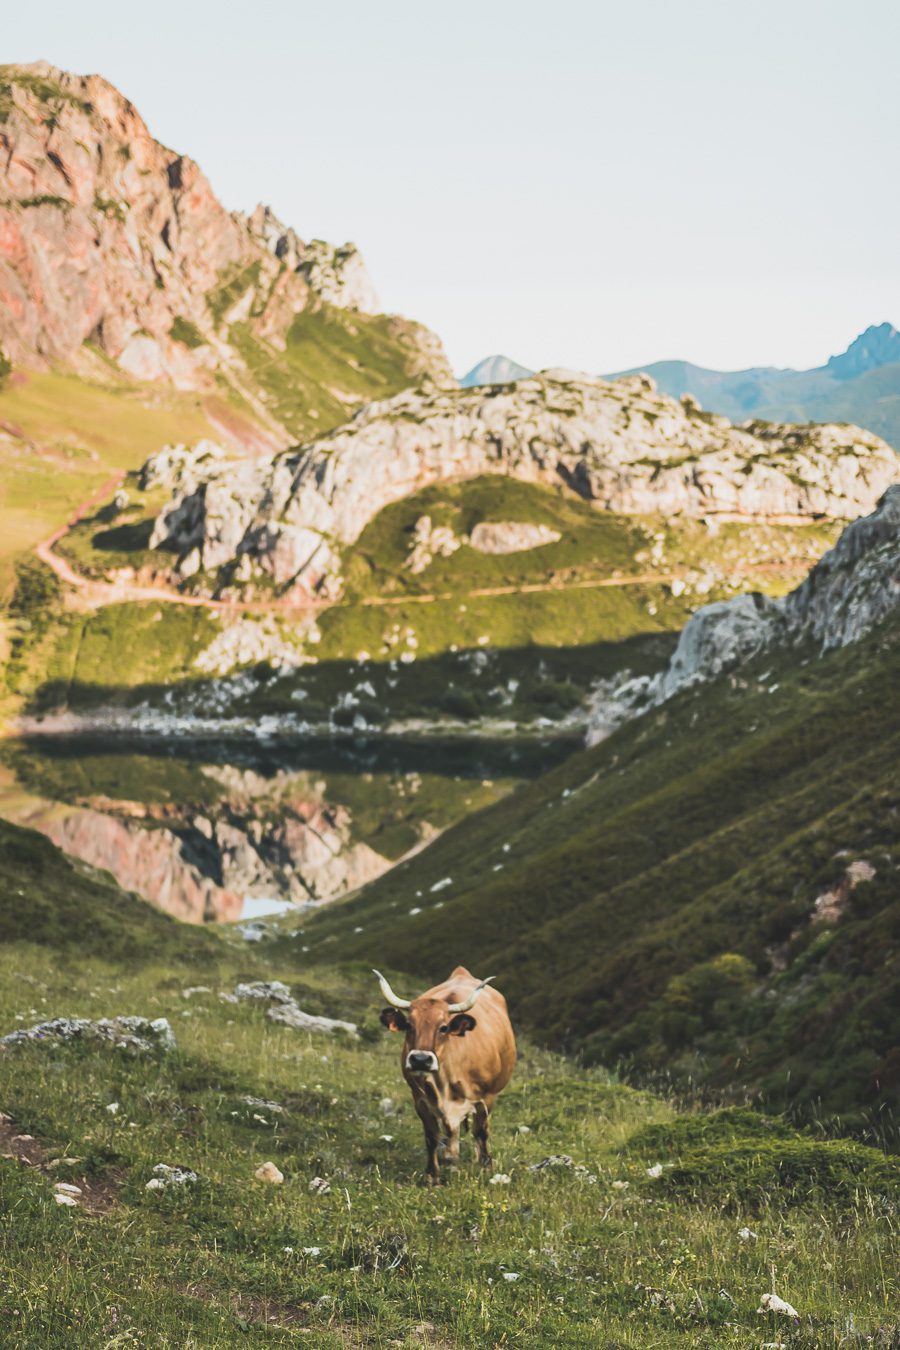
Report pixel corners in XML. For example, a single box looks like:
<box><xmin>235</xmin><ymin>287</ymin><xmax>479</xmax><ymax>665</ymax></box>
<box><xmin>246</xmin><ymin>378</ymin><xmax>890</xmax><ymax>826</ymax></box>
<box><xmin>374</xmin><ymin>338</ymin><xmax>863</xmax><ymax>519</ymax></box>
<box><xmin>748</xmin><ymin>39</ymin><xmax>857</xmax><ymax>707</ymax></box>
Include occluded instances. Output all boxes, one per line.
<box><xmin>439</xmin><ymin>1024</ymin><xmax>449</xmax><ymax>1034</ymax></box>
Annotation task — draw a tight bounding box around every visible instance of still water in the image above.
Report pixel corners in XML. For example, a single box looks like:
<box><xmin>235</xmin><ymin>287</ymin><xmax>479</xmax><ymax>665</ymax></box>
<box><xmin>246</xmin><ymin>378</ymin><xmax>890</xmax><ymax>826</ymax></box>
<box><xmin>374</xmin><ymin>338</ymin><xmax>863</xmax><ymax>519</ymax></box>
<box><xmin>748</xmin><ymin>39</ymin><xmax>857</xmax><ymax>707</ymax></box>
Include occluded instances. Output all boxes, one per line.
<box><xmin>0</xmin><ymin>734</ymin><xmax>576</xmax><ymax>923</ymax></box>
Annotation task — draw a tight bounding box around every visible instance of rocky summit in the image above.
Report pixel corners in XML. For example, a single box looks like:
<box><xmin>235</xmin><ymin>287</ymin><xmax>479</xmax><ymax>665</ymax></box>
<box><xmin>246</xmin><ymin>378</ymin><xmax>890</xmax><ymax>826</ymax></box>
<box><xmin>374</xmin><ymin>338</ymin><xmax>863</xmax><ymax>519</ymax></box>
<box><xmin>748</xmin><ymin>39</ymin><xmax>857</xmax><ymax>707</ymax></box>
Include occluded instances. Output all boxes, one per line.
<box><xmin>142</xmin><ymin>370</ymin><xmax>898</xmax><ymax>600</ymax></box>
<box><xmin>0</xmin><ymin>63</ymin><xmax>451</xmax><ymax>446</ymax></box>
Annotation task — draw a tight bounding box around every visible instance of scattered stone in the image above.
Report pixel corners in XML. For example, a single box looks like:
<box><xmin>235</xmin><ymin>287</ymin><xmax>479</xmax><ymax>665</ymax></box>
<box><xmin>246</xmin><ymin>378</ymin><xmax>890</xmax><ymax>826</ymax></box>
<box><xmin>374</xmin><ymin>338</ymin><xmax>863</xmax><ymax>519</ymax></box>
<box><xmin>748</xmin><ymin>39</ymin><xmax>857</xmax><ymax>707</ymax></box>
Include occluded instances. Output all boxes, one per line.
<box><xmin>254</xmin><ymin>1161</ymin><xmax>284</xmax><ymax>1184</ymax></box>
<box><xmin>241</xmin><ymin>1097</ymin><xmax>284</xmax><ymax>1114</ymax></box>
<box><xmin>502</xmin><ymin>1271</ymin><xmax>521</xmax><ymax>1282</ymax></box>
<box><xmin>489</xmin><ymin>1173</ymin><xmax>511</xmax><ymax>1185</ymax></box>
<box><xmin>53</xmin><ymin>1183</ymin><xmax>82</xmax><ymax>1197</ymax></box>
<box><xmin>53</xmin><ymin>1192</ymin><xmax>78</xmax><ymax>1208</ymax></box>
<box><xmin>646</xmin><ymin>1163</ymin><xmax>664</xmax><ymax>1178</ymax></box>
<box><xmin>528</xmin><ymin>1155</ymin><xmax>575</xmax><ymax>1171</ymax></box>
<box><xmin>181</xmin><ymin>986</ymin><xmax>212</xmax><ymax>998</ymax></box>
<box><xmin>145</xmin><ymin>1164</ymin><xmax>198</xmax><ymax>1192</ymax></box>
<box><xmin>267</xmin><ymin>1003</ymin><xmax>358</xmax><ymax>1035</ymax></box>
<box><xmin>611</xmin><ymin>1180</ymin><xmax>629</xmax><ymax>1190</ymax></box>
<box><xmin>758</xmin><ymin>1292</ymin><xmax>799</xmax><ymax>1319</ymax></box>
<box><xmin>309</xmin><ymin>1176</ymin><xmax>331</xmax><ymax>1195</ymax></box>
<box><xmin>738</xmin><ymin>1226</ymin><xmax>758</xmax><ymax>1241</ymax></box>
<box><xmin>0</xmin><ymin>1017</ymin><xmax>175</xmax><ymax>1054</ymax></box>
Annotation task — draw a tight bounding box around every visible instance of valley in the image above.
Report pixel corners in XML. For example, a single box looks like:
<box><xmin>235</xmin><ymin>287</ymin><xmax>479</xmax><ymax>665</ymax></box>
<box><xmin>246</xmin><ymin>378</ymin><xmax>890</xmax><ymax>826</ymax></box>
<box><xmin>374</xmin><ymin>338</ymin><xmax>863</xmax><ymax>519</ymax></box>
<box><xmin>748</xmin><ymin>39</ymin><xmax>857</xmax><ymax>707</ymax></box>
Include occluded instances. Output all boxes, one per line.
<box><xmin>0</xmin><ymin>50</ymin><xmax>898</xmax><ymax>1350</ymax></box>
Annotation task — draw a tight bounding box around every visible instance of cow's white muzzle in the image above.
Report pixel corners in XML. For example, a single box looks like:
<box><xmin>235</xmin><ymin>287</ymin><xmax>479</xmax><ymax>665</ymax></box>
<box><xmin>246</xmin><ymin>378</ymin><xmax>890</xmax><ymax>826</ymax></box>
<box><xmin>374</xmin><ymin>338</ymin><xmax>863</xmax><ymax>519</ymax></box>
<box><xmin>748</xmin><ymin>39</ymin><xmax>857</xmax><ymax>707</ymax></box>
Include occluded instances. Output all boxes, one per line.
<box><xmin>406</xmin><ymin>1050</ymin><xmax>439</xmax><ymax>1074</ymax></box>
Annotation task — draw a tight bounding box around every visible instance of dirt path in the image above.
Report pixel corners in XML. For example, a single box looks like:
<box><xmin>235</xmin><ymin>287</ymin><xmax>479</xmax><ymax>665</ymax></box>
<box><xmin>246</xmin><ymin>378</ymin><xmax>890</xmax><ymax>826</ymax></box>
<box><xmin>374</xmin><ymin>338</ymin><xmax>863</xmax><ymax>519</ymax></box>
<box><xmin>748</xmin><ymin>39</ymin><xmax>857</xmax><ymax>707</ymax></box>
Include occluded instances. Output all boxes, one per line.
<box><xmin>34</xmin><ymin>485</ymin><xmax>810</xmax><ymax>617</ymax></box>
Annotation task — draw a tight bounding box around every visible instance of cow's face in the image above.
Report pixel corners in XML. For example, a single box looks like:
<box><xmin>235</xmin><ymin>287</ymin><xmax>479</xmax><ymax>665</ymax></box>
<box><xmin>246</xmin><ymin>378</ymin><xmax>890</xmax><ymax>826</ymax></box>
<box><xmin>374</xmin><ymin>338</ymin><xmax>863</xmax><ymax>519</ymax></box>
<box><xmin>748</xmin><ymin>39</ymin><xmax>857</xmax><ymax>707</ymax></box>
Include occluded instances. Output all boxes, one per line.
<box><xmin>381</xmin><ymin>997</ymin><xmax>477</xmax><ymax>1075</ymax></box>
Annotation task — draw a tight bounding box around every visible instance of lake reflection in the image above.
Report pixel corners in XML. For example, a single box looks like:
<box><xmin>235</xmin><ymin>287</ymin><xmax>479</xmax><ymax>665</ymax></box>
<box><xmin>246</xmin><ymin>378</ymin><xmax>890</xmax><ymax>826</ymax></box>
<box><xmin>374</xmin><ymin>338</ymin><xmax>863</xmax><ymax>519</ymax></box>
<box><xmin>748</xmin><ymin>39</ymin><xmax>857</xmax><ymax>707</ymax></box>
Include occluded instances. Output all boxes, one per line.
<box><xmin>0</xmin><ymin>734</ymin><xmax>576</xmax><ymax>923</ymax></box>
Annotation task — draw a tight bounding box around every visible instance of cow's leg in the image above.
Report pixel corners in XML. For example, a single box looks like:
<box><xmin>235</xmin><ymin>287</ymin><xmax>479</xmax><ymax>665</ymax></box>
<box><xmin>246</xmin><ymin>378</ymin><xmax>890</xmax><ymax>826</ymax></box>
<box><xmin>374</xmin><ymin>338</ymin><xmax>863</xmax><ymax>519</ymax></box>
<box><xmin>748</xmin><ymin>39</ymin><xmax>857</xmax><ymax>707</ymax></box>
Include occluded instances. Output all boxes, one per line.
<box><xmin>414</xmin><ymin>1097</ymin><xmax>441</xmax><ymax>1184</ymax></box>
<box><xmin>473</xmin><ymin>1101</ymin><xmax>492</xmax><ymax>1169</ymax></box>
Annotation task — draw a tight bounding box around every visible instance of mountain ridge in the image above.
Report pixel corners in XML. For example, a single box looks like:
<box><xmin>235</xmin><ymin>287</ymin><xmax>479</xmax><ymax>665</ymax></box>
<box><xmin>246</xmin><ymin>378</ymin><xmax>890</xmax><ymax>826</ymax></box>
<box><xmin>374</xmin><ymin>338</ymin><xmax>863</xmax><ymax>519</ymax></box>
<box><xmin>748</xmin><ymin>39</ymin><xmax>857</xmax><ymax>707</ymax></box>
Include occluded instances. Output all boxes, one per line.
<box><xmin>609</xmin><ymin>323</ymin><xmax>900</xmax><ymax>449</ymax></box>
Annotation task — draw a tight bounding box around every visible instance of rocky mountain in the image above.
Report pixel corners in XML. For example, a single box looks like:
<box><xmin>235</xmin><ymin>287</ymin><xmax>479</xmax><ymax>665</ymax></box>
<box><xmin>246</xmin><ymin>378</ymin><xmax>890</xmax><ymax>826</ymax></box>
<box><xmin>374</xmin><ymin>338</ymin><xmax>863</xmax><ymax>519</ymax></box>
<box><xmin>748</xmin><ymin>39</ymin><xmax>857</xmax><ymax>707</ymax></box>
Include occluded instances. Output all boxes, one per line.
<box><xmin>138</xmin><ymin>370</ymin><xmax>897</xmax><ymax>601</ymax></box>
<box><xmin>460</xmin><ymin>354</ymin><xmax>534</xmax><ymax>386</ymax></box>
<box><xmin>299</xmin><ymin>491</ymin><xmax>900</xmax><ymax>1125</ymax></box>
<box><xmin>0</xmin><ymin>62</ymin><xmax>452</xmax><ymax>447</ymax></box>
<box><xmin>629</xmin><ymin>483</ymin><xmax>900</xmax><ymax>708</ymax></box>
<box><xmin>609</xmin><ymin>323</ymin><xmax>900</xmax><ymax>450</ymax></box>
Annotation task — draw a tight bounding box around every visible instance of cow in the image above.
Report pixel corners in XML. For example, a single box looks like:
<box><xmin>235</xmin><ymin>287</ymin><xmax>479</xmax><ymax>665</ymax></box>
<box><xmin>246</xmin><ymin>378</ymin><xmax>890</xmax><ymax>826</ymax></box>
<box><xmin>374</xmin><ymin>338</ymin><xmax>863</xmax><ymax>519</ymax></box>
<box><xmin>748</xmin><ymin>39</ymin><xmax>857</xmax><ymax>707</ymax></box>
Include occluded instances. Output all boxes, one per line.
<box><xmin>374</xmin><ymin>965</ymin><xmax>516</xmax><ymax>1183</ymax></box>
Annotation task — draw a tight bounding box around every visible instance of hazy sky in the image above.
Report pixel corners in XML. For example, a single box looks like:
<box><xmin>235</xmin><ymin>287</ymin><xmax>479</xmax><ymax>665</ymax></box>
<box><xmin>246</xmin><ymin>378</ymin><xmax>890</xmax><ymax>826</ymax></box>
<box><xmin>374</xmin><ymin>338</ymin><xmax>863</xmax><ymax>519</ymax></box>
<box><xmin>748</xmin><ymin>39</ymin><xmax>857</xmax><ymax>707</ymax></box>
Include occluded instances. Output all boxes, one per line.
<box><xmin>6</xmin><ymin>0</ymin><xmax>900</xmax><ymax>375</ymax></box>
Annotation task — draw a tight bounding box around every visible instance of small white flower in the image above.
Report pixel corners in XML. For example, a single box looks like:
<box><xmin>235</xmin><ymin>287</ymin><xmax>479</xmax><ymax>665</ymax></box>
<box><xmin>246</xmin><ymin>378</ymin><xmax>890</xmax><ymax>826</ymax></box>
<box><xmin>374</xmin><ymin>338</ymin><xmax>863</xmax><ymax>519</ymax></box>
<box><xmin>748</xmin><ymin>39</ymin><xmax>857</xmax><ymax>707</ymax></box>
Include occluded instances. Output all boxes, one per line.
<box><xmin>502</xmin><ymin>1272</ymin><xmax>520</xmax><ymax>1282</ymax></box>
<box><xmin>646</xmin><ymin>1163</ymin><xmax>664</xmax><ymax>1178</ymax></box>
<box><xmin>409</xmin><ymin>906</ymin><xmax>422</xmax><ymax>916</ymax></box>
<box><xmin>738</xmin><ymin>1226</ymin><xmax>758</xmax><ymax>1241</ymax></box>
<box><xmin>106</xmin><ymin>1102</ymin><xmax>120</xmax><ymax>1115</ymax></box>
<box><xmin>489</xmin><ymin>1173</ymin><xmax>511</xmax><ymax>1185</ymax></box>
<box><xmin>515</xmin><ymin>1124</ymin><xmax>531</xmax><ymax>1135</ymax></box>
<box><xmin>380</xmin><ymin>1134</ymin><xmax>394</xmax><ymax>1142</ymax></box>
<box><xmin>611</xmin><ymin>1179</ymin><xmax>629</xmax><ymax>1190</ymax></box>
<box><xmin>302</xmin><ymin>1246</ymin><xmax>322</xmax><ymax>1256</ymax></box>
<box><xmin>283</xmin><ymin>1246</ymin><xmax>294</xmax><ymax>1255</ymax></box>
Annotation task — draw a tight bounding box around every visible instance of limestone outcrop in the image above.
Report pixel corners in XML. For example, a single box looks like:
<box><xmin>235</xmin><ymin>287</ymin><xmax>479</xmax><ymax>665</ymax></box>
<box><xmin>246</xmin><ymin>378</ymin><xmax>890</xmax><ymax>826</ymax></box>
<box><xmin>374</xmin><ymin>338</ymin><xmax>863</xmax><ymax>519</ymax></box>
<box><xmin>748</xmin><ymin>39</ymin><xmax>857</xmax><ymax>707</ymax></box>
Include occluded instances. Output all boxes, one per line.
<box><xmin>632</xmin><ymin>484</ymin><xmax>900</xmax><ymax>708</ymax></box>
<box><xmin>142</xmin><ymin>370</ymin><xmax>898</xmax><ymax>600</ymax></box>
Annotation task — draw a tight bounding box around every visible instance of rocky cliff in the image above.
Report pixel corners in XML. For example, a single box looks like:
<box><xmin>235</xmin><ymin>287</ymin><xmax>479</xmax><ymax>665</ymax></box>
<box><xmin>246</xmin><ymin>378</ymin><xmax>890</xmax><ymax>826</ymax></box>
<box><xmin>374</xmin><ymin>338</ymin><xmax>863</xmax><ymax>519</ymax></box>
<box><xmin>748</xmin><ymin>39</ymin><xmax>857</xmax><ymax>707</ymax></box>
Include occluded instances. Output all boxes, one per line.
<box><xmin>626</xmin><ymin>484</ymin><xmax>900</xmax><ymax>709</ymax></box>
<box><xmin>0</xmin><ymin>63</ymin><xmax>451</xmax><ymax>439</ymax></box>
<box><xmin>141</xmin><ymin>370</ymin><xmax>898</xmax><ymax>600</ymax></box>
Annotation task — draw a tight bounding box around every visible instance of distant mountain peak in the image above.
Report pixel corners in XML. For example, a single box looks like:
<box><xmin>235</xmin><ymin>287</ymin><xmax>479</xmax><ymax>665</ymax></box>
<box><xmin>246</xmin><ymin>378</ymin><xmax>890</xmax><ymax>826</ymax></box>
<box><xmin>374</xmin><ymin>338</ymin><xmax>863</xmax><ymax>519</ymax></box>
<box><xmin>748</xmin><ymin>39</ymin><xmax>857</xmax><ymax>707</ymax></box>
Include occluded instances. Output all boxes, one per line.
<box><xmin>826</xmin><ymin>322</ymin><xmax>900</xmax><ymax>378</ymax></box>
<box><xmin>460</xmin><ymin>355</ymin><xmax>534</xmax><ymax>387</ymax></box>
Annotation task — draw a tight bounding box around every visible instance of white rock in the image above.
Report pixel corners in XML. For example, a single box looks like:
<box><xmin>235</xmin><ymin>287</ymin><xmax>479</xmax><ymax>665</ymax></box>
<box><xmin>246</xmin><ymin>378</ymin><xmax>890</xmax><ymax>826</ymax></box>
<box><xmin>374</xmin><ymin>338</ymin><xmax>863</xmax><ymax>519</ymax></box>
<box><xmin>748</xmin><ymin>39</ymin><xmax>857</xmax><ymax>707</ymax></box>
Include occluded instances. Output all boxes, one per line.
<box><xmin>757</xmin><ymin>1292</ymin><xmax>799</xmax><ymax>1318</ymax></box>
<box><xmin>53</xmin><ymin>1182</ymin><xmax>82</xmax><ymax>1196</ymax></box>
<box><xmin>738</xmin><ymin>1226</ymin><xmax>758</xmax><ymax>1241</ymax></box>
<box><xmin>53</xmin><ymin>1192</ymin><xmax>78</xmax><ymax>1207</ymax></box>
<box><xmin>309</xmin><ymin>1176</ymin><xmax>331</xmax><ymax>1195</ymax></box>
<box><xmin>646</xmin><ymin>1163</ymin><xmax>664</xmax><ymax>1178</ymax></box>
<box><xmin>254</xmin><ymin>1161</ymin><xmax>284</xmax><ymax>1184</ymax></box>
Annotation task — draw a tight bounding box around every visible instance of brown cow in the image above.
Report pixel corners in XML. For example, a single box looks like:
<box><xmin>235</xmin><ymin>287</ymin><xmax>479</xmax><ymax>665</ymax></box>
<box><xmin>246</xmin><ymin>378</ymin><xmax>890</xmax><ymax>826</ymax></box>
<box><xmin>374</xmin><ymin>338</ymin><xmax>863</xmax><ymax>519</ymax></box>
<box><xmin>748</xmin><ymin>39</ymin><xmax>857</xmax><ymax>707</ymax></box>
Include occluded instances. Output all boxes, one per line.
<box><xmin>374</xmin><ymin>965</ymin><xmax>516</xmax><ymax>1183</ymax></box>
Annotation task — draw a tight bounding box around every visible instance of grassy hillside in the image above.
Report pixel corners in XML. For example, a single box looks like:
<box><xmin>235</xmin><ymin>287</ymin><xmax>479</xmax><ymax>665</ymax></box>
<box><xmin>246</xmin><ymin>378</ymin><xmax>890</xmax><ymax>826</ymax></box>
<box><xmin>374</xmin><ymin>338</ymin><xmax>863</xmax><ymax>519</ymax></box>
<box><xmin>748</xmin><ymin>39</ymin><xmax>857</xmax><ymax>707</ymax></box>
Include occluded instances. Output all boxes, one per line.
<box><xmin>6</xmin><ymin>476</ymin><xmax>835</xmax><ymax>731</ymax></box>
<box><xmin>0</xmin><ymin>819</ymin><xmax>897</xmax><ymax>1346</ymax></box>
<box><xmin>230</xmin><ymin>304</ymin><xmax>447</xmax><ymax>443</ymax></box>
<box><xmin>0</xmin><ymin>369</ymin><xmax>230</xmax><ymax>598</ymax></box>
<box><xmin>296</xmin><ymin>625</ymin><xmax>900</xmax><ymax>1134</ymax></box>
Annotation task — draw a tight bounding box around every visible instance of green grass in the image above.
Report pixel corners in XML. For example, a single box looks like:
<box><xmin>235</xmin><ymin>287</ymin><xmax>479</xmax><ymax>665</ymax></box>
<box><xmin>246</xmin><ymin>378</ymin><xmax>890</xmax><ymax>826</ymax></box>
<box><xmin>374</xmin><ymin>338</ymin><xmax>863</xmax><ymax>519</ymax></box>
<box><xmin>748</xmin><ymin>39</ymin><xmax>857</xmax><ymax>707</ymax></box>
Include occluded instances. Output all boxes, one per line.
<box><xmin>0</xmin><ymin>823</ymin><xmax>897</xmax><ymax>1346</ymax></box>
<box><xmin>296</xmin><ymin>625</ymin><xmax>900</xmax><ymax>1134</ymax></box>
<box><xmin>229</xmin><ymin>304</ymin><xmax>443</xmax><ymax>442</ymax></box>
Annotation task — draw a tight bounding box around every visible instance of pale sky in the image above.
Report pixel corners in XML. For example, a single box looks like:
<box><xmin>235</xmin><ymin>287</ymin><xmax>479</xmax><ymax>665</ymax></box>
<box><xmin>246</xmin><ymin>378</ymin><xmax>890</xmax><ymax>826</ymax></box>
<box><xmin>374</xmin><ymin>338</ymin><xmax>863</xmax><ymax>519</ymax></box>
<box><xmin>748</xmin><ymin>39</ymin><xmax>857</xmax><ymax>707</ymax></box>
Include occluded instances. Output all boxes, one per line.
<box><xmin>6</xmin><ymin>0</ymin><xmax>900</xmax><ymax>376</ymax></box>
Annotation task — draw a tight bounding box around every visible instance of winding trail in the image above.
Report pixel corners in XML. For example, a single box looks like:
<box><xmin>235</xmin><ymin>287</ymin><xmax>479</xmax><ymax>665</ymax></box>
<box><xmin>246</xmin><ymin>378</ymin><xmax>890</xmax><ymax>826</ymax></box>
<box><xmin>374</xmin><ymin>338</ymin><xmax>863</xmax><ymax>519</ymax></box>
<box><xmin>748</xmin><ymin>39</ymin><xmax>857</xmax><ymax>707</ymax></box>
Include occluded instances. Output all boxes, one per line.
<box><xmin>33</xmin><ymin>483</ymin><xmax>811</xmax><ymax>616</ymax></box>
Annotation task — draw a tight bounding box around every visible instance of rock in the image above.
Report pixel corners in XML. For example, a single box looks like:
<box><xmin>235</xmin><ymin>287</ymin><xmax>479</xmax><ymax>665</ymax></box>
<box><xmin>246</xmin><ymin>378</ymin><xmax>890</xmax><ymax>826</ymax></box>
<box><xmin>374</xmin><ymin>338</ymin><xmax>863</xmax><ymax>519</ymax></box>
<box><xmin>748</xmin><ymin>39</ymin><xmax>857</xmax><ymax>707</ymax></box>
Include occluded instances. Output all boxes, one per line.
<box><xmin>308</xmin><ymin>1176</ymin><xmax>331</xmax><ymax>1195</ymax></box>
<box><xmin>232</xmin><ymin>981</ymin><xmax>357</xmax><ymax>1036</ymax></box>
<box><xmin>0</xmin><ymin>1016</ymin><xmax>176</xmax><ymax>1054</ymax></box>
<box><xmin>812</xmin><ymin>859</ymin><xmax>876</xmax><ymax>926</ymax></box>
<box><xmin>621</xmin><ymin>485</ymin><xmax>900</xmax><ymax>714</ymax></box>
<box><xmin>0</xmin><ymin>65</ymin><xmax>451</xmax><ymax>400</ymax></box>
<box><xmin>53</xmin><ymin>1193</ymin><xmax>79</xmax><ymax>1207</ymax></box>
<box><xmin>468</xmin><ymin>521</ymin><xmax>561</xmax><ymax>553</ymax></box>
<box><xmin>267</xmin><ymin>1003</ymin><xmax>358</xmax><ymax>1036</ymax></box>
<box><xmin>143</xmin><ymin>373</ymin><xmax>897</xmax><ymax>602</ymax></box>
<box><xmin>528</xmin><ymin>1155</ymin><xmax>575</xmax><ymax>1171</ymax></box>
<box><xmin>757</xmin><ymin>1292</ymin><xmax>799</xmax><ymax>1319</ymax></box>
<box><xmin>254</xmin><ymin>1161</ymin><xmax>284</xmax><ymax>1184</ymax></box>
<box><xmin>146</xmin><ymin>1163</ymin><xmax>198</xmax><ymax>1191</ymax></box>
<box><xmin>233</xmin><ymin>980</ymin><xmax>294</xmax><ymax>1005</ymax></box>
<box><xmin>405</xmin><ymin>516</ymin><xmax>461</xmax><ymax>573</ymax></box>
<box><xmin>53</xmin><ymin>1183</ymin><xmax>82</xmax><ymax>1196</ymax></box>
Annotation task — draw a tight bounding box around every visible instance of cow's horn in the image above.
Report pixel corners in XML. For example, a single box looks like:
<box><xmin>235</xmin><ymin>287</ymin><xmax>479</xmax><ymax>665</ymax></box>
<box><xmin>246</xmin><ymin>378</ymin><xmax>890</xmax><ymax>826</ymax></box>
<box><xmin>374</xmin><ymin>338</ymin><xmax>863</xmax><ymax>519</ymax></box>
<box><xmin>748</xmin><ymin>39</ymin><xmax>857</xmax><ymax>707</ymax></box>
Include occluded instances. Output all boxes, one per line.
<box><xmin>448</xmin><ymin>976</ymin><xmax>495</xmax><ymax>1014</ymax></box>
<box><xmin>373</xmin><ymin>969</ymin><xmax>411</xmax><ymax>1010</ymax></box>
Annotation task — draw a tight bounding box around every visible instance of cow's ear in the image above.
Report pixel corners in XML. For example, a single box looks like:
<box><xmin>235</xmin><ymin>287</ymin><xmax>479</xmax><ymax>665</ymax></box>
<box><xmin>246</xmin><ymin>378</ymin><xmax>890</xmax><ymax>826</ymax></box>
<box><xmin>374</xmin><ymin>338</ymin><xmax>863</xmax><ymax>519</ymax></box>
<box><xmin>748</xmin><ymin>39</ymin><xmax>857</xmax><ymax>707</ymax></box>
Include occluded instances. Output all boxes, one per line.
<box><xmin>448</xmin><ymin>1013</ymin><xmax>476</xmax><ymax>1036</ymax></box>
<box><xmin>380</xmin><ymin>1007</ymin><xmax>409</xmax><ymax>1032</ymax></box>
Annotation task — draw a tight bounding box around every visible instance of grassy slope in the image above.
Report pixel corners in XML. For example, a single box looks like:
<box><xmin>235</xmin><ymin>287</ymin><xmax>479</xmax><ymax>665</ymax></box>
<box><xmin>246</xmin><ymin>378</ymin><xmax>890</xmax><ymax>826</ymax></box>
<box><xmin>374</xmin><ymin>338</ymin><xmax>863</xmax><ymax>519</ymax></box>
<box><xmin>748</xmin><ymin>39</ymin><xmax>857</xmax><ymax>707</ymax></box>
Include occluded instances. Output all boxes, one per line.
<box><xmin>0</xmin><ymin>818</ymin><xmax>897</xmax><ymax>1347</ymax></box>
<box><xmin>228</xmin><ymin>303</ymin><xmax>443</xmax><ymax>443</ymax></box>
<box><xmin>297</xmin><ymin>626</ymin><xmax>900</xmax><ymax>1132</ymax></box>
<box><xmin>0</xmin><ymin>370</ymin><xmax>228</xmax><ymax>598</ymax></box>
<box><xmin>6</xmin><ymin>477</ymin><xmax>836</xmax><ymax>730</ymax></box>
